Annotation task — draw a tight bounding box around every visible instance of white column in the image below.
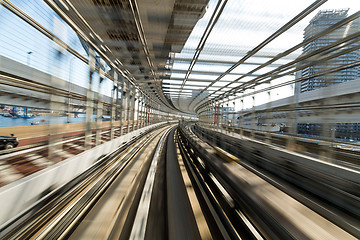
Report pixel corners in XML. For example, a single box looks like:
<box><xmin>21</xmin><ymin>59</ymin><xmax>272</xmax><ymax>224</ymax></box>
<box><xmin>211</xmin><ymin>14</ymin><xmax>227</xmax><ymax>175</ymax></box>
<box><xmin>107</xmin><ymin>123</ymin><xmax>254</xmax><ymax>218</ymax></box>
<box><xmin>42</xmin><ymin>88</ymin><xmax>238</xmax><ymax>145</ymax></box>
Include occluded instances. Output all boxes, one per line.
<box><xmin>95</xmin><ymin>74</ymin><xmax>104</xmax><ymax>146</ymax></box>
<box><xmin>85</xmin><ymin>49</ymin><xmax>95</xmax><ymax>150</ymax></box>
<box><xmin>251</xmin><ymin>95</ymin><xmax>256</xmax><ymax>139</ymax></box>
<box><xmin>119</xmin><ymin>78</ymin><xmax>125</xmax><ymax>135</ymax></box>
<box><xmin>110</xmin><ymin>72</ymin><xmax>117</xmax><ymax>140</ymax></box>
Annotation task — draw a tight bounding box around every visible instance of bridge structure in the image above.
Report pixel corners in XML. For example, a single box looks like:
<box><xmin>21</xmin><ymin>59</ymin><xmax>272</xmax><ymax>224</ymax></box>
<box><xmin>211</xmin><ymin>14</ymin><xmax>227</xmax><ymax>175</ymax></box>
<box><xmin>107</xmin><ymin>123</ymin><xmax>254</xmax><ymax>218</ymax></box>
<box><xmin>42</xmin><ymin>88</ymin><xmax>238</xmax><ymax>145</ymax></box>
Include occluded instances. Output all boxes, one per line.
<box><xmin>0</xmin><ymin>0</ymin><xmax>359</xmax><ymax>239</ymax></box>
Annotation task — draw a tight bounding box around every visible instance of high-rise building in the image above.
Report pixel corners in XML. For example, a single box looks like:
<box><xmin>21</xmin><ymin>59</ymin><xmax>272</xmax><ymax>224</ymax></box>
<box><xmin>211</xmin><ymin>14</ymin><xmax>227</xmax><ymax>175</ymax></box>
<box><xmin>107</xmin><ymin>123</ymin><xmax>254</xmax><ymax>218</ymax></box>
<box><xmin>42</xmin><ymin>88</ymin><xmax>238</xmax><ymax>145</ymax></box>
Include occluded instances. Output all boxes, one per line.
<box><xmin>299</xmin><ymin>9</ymin><xmax>360</xmax><ymax>93</ymax></box>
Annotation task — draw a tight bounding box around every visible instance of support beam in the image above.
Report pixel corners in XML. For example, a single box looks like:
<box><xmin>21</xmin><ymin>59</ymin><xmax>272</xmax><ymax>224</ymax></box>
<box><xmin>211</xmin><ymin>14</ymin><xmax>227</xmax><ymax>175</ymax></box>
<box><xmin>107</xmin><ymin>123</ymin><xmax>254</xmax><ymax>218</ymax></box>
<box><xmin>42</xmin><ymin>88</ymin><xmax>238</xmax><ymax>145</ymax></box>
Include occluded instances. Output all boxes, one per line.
<box><xmin>110</xmin><ymin>71</ymin><xmax>117</xmax><ymax>140</ymax></box>
<box><xmin>95</xmin><ymin>75</ymin><xmax>104</xmax><ymax>146</ymax></box>
<box><xmin>119</xmin><ymin>77</ymin><xmax>125</xmax><ymax>136</ymax></box>
<box><xmin>131</xmin><ymin>86</ymin><xmax>136</xmax><ymax>132</ymax></box>
<box><xmin>85</xmin><ymin>49</ymin><xmax>95</xmax><ymax>150</ymax></box>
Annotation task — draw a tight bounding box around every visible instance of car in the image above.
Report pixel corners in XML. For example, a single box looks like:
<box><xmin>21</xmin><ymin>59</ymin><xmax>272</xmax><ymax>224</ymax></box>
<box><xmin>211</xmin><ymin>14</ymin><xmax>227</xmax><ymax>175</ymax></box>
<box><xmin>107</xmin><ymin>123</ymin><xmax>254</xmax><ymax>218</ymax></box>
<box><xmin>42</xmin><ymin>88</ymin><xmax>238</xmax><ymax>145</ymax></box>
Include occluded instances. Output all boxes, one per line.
<box><xmin>0</xmin><ymin>134</ymin><xmax>19</xmax><ymax>150</ymax></box>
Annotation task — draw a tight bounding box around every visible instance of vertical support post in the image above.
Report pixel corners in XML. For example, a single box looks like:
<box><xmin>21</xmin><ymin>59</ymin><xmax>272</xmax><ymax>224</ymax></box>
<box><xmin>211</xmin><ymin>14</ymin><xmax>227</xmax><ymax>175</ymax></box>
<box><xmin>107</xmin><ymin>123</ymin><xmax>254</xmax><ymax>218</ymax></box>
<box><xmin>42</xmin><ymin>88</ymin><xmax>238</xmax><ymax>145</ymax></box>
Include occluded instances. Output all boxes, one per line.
<box><xmin>126</xmin><ymin>83</ymin><xmax>131</xmax><ymax>132</ymax></box>
<box><xmin>110</xmin><ymin>71</ymin><xmax>117</xmax><ymax>140</ymax></box>
<box><xmin>144</xmin><ymin>99</ymin><xmax>148</xmax><ymax>127</ymax></box>
<box><xmin>153</xmin><ymin>105</ymin><xmax>155</xmax><ymax>124</ymax></box>
<box><xmin>147</xmin><ymin>102</ymin><xmax>150</xmax><ymax>126</ymax></box>
<box><xmin>204</xmin><ymin>106</ymin><xmax>206</xmax><ymax>126</ymax></box>
<box><xmin>265</xmin><ymin>88</ymin><xmax>272</xmax><ymax>144</ymax></box>
<box><xmin>85</xmin><ymin>49</ymin><xmax>95</xmax><ymax>150</ymax></box>
<box><xmin>159</xmin><ymin>106</ymin><xmax>161</xmax><ymax>123</ymax></box>
<box><xmin>159</xmin><ymin>104</ymin><xmax>161</xmax><ymax>123</ymax></box>
<box><xmin>286</xmin><ymin>95</ymin><xmax>297</xmax><ymax>150</ymax></box>
<box><xmin>232</xmin><ymin>101</ymin><xmax>236</xmax><ymax>128</ymax></box>
<box><xmin>145</xmin><ymin>101</ymin><xmax>148</xmax><ymax>126</ymax></box>
<box><xmin>155</xmin><ymin>105</ymin><xmax>157</xmax><ymax>123</ymax></box>
<box><xmin>153</xmin><ymin>105</ymin><xmax>156</xmax><ymax>123</ymax></box>
<box><xmin>140</xmin><ymin>95</ymin><xmax>144</xmax><ymax>128</ymax></box>
<box><xmin>150</xmin><ymin>102</ymin><xmax>152</xmax><ymax>125</ymax></box>
<box><xmin>143</xmin><ymin>101</ymin><xmax>146</xmax><ymax>126</ymax></box>
<box><xmin>240</xmin><ymin>99</ymin><xmax>244</xmax><ymax>136</ymax></box>
<box><xmin>136</xmin><ymin>91</ymin><xmax>140</xmax><ymax>130</ymax></box>
<box><xmin>131</xmin><ymin>86</ymin><xmax>136</xmax><ymax>131</ymax></box>
<box><xmin>212</xmin><ymin>101</ymin><xmax>216</xmax><ymax>128</ymax></box>
<box><xmin>199</xmin><ymin>107</ymin><xmax>202</xmax><ymax>126</ymax></box>
<box><xmin>251</xmin><ymin>95</ymin><xmax>256</xmax><ymax>139</ymax></box>
<box><xmin>320</xmin><ymin>60</ymin><xmax>335</xmax><ymax>161</ymax></box>
<box><xmin>201</xmin><ymin>107</ymin><xmax>204</xmax><ymax>126</ymax></box>
<box><xmin>152</xmin><ymin>105</ymin><xmax>155</xmax><ymax>124</ymax></box>
<box><xmin>206</xmin><ymin>104</ymin><xmax>208</xmax><ymax>126</ymax></box>
<box><xmin>48</xmin><ymin>86</ymin><xmax>61</xmax><ymax>160</ymax></box>
<box><xmin>140</xmin><ymin>97</ymin><xmax>145</xmax><ymax>128</ymax></box>
<box><xmin>48</xmin><ymin>74</ymin><xmax>63</xmax><ymax>160</ymax></box>
<box><xmin>216</xmin><ymin>102</ymin><xmax>220</xmax><ymax>130</ymax></box>
<box><xmin>150</xmin><ymin>105</ymin><xmax>153</xmax><ymax>125</ymax></box>
<box><xmin>119</xmin><ymin>77</ymin><xmax>125</xmax><ymax>135</ymax></box>
<box><xmin>226</xmin><ymin>101</ymin><xmax>229</xmax><ymax>132</ymax></box>
<box><xmin>155</xmin><ymin>106</ymin><xmax>158</xmax><ymax>123</ymax></box>
<box><xmin>207</xmin><ymin>105</ymin><xmax>210</xmax><ymax>127</ymax></box>
<box><xmin>95</xmin><ymin>74</ymin><xmax>104</xmax><ymax>146</ymax></box>
<box><xmin>48</xmin><ymin>22</ymin><xmax>68</xmax><ymax>160</ymax></box>
<box><xmin>67</xmin><ymin>72</ymin><xmax>72</xmax><ymax>124</ymax></box>
<box><xmin>209</xmin><ymin>104</ymin><xmax>212</xmax><ymax>127</ymax></box>
<box><xmin>217</xmin><ymin>104</ymin><xmax>220</xmax><ymax>130</ymax></box>
<box><xmin>199</xmin><ymin>108</ymin><xmax>201</xmax><ymax>125</ymax></box>
<box><xmin>219</xmin><ymin>103</ymin><xmax>224</xmax><ymax>132</ymax></box>
<box><xmin>201</xmin><ymin>106</ymin><xmax>204</xmax><ymax>126</ymax></box>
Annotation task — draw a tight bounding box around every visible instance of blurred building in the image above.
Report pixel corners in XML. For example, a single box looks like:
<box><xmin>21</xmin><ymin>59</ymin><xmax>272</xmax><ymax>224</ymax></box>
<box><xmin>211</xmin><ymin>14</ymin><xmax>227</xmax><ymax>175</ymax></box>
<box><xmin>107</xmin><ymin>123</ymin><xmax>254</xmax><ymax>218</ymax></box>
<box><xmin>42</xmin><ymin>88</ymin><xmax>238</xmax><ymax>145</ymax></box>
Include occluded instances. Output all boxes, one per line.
<box><xmin>297</xmin><ymin>123</ymin><xmax>360</xmax><ymax>141</ymax></box>
<box><xmin>294</xmin><ymin>9</ymin><xmax>360</xmax><ymax>141</ymax></box>
<box><xmin>298</xmin><ymin>9</ymin><xmax>360</xmax><ymax>93</ymax></box>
